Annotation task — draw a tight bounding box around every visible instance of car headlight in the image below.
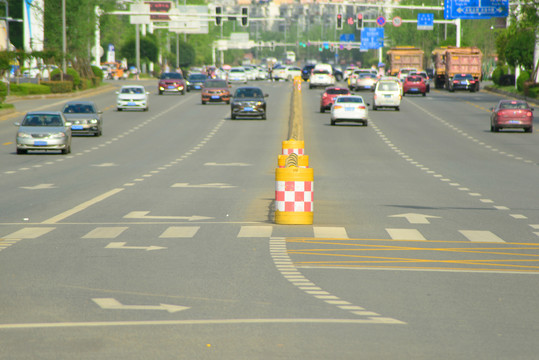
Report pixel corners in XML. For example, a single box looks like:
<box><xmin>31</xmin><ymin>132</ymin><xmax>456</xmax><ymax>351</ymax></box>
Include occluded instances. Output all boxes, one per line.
<box><xmin>50</xmin><ymin>132</ymin><xmax>66</xmax><ymax>138</ymax></box>
<box><xmin>89</xmin><ymin>119</ymin><xmax>98</xmax><ymax>124</ymax></box>
<box><xmin>256</xmin><ymin>101</ymin><xmax>263</xmax><ymax>106</ymax></box>
<box><xmin>17</xmin><ymin>132</ymin><xmax>31</xmax><ymax>138</ymax></box>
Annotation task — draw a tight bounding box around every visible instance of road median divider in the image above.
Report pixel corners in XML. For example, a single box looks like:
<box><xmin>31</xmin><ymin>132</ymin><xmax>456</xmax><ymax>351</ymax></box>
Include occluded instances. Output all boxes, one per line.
<box><xmin>274</xmin><ymin>76</ymin><xmax>313</xmax><ymax>225</ymax></box>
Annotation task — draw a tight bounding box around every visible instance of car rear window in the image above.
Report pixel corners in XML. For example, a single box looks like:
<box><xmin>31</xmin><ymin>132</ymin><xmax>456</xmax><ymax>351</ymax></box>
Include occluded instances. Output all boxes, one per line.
<box><xmin>205</xmin><ymin>80</ymin><xmax>227</xmax><ymax>88</ymax></box>
<box><xmin>378</xmin><ymin>82</ymin><xmax>399</xmax><ymax>91</ymax></box>
<box><xmin>407</xmin><ymin>76</ymin><xmax>422</xmax><ymax>82</ymax></box>
<box><xmin>500</xmin><ymin>102</ymin><xmax>528</xmax><ymax>109</ymax></box>
<box><xmin>337</xmin><ymin>97</ymin><xmax>363</xmax><ymax>103</ymax></box>
<box><xmin>327</xmin><ymin>89</ymin><xmax>349</xmax><ymax>95</ymax></box>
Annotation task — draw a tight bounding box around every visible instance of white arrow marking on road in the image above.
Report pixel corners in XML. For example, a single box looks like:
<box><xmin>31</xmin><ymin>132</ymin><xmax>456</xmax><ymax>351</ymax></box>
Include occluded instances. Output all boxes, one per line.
<box><xmin>92</xmin><ymin>298</ymin><xmax>189</xmax><ymax>313</ymax></box>
<box><xmin>389</xmin><ymin>213</ymin><xmax>441</xmax><ymax>224</ymax></box>
<box><xmin>92</xmin><ymin>163</ymin><xmax>118</xmax><ymax>167</ymax></box>
<box><xmin>20</xmin><ymin>184</ymin><xmax>57</xmax><ymax>190</ymax></box>
<box><xmin>171</xmin><ymin>182</ymin><xmax>237</xmax><ymax>189</ymax></box>
<box><xmin>105</xmin><ymin>242</ymin><xmax>167</xmax><ymax>251</ymax></box>
<box><xmin>204</xmin><ymin>162</ymin><xmax>251</xmax><ymax>166</ymax></box>
<box><xmin>123</xmin><ymin>211</ymin><xmax>213</xmax><ymax>221</ymax></box>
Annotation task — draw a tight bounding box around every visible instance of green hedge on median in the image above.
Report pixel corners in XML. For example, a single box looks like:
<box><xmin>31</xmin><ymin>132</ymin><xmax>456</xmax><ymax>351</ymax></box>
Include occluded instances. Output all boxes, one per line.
<box><xmin>9</xmin><ymin>83</ymin><xmax>52</xmax><ymax>95</ymax></box>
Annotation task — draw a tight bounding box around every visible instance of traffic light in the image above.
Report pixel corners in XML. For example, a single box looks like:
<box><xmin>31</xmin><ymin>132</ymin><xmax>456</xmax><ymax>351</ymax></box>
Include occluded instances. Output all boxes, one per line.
<box><xmin>240</xmin><ymin>7</ymin><xmax>249</xmax><ymax>27</ymax></box>
<box><xmin>356</xmin><ymin>13</ymin><xmax>363</xmax><ymax>29</ymax></box>
<box><xmin>336</xmin><ymin>14</ymin><xmax>343</xmax><ymax>30</ymax></box>
<box><xmin>215</xmin><ymin>6</ymin><xmax>222</xmax><ymax>26</ymax></box>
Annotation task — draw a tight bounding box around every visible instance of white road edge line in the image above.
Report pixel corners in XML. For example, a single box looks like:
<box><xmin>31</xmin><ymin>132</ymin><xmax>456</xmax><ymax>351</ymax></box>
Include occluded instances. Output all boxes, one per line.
<box><xmin>41</xmin><ymin>188</ymin><xmax>125</xmax><ymax>224</ymax></box>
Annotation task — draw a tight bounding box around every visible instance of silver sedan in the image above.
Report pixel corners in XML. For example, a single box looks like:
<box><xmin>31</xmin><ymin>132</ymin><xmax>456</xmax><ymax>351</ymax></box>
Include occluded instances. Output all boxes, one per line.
<box><xmin>14</xmin><ymin>111</ymin><xmax>72</xmax><ymax>154</ymax></box>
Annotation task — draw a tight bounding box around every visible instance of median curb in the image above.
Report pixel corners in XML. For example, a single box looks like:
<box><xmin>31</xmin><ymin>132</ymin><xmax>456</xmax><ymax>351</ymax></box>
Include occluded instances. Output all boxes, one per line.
<box><xmin>483</xmin><ymin>86</ymin><xmax>539</xmax><ymax>106</ymax></box>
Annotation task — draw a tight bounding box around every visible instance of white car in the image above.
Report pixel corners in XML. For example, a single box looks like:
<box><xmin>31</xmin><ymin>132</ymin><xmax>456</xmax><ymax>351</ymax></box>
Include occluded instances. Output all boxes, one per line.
<box><xmin>373</xmin><ymin>81</ymin><xmax>402</xmax><ymax>111</ymax></box>
<box><xmin>116</xmin><ymin>85</ymin><xmax>149</xmax><ymax>111</ymax></box>
<box><xmin>243</xmin><ymin>65</ymin><xmax>258</xmax><ymax>81</ymax></box>
<box><xmin>228</xmin><ymin>67</ymin><xmax>248</xmax><ymax>83</ymax></box>
<box><xmin>330</xmin><ymin>95</ymin><xmax>369</xmax><ymax>126</ymax></box>
<box><xmin>309</xmin><ymin>69</ymin><xmax>335</xmax><ymax>89</ymax></box>
<box><xmin>283</xmin><ymin>66</ymin><xmax>302</xmax><ymax>81</ymax></box>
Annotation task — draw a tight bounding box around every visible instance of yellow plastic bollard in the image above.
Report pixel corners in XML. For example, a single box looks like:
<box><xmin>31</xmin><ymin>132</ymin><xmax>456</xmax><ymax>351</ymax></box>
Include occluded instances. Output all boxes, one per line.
<box><xmin>282</xmin><ymin>139</ymin><xmax>304</xmax><ymax>155</ymax></box>
<box><xmin>275</xmin><ymin>166</ymin><xmax>314</xmax><ymax>225</ymax></box>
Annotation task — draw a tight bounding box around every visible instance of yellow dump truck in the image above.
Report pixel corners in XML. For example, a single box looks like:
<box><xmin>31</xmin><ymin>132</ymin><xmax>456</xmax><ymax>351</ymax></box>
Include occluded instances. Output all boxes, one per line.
<box><xmin>432</xmin><ymin>46</ymin><xmax>483</xmax><ymax>90</ymax></box>
<box><xmin>386</xmin><ymin>46</ymin><xmax>424</xmax><ymax>76</ymax></box>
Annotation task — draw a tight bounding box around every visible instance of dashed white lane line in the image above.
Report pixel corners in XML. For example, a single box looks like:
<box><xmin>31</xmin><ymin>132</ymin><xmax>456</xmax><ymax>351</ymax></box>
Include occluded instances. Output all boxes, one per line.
<box><xmin>270</xmin><ymin>237</ymin><xmax>406</xmax><ymax>325</ymax></box>
<box><xmin>370</xmin><ymin>120</ymin><xmax>537</xmax><ymax>236</ymax></box>
<box><xmin>386</xmin><ymin>228</ymin><xmax>426</xmax><ymax>241</ymax></box>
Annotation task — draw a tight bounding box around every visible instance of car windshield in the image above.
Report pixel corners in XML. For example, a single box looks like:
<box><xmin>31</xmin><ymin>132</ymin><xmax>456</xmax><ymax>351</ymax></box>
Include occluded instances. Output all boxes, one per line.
<box><xmin>160</xmin><ymin>73</ymin><xmax>183</xmax><ymax>80</ymax></box>
<box><xmin>121</xmin><ymin>87</ymin><xmax>144</xmax><ymax>94</ymax></box>
<box><xmin>63</xmin><ymin>104</ymin><xmax>95</xmax><ymax>114</ymax></box>
<box><xmin>205</xmin><ymin>80</ymin><xmax>227</xmax><ymax>88</ymax></box>
<box><xmin>337</xmin><ymin>97</ymin><xmax>363</xmax><ymax>103</ymax></box>
<box><xmin>359</xmin><ymin>74</ymin><xmax>376</xmax><ymax>79</ymax></box>
<box><xmin>313</xmin><ymin>70</ymin><xmax>329</xmax><ymax>75</ymax></box>
<box><xmin>22</xmin><ymin>114</ymin><xmax>63</xmax><ymax>126</ymax></box>
<box><xmin>406</xmin><ymin>77</ymin><xmax>422</xmax><ymax>83</ymax></box>
<box><xmin>326</xmin><ymin>89</ymin><xmax>349</xmax><ymax>95</ymax></box>
<box><xmin>231</xmin><ymin>69</ymin><xmax>244</xmax><ymax>73</ymax></box>
<box><xmin>235</xmin><ymin>88</ymin><xmax>263</xmax><ymax>98</ymax></box>
<box><xmin>500</xmin><ymin>102</ymin><xmax>529</xmax><ymax>110</ymax></box>
<box><xmin>189</xmin><ymin>74</ymin><xmax>207</xmax><ymax>81</ymax></box>
<box><xmin>378</xmin><ymin>82</ymin><xmax>399</xmax><ymax>91</ymax></box>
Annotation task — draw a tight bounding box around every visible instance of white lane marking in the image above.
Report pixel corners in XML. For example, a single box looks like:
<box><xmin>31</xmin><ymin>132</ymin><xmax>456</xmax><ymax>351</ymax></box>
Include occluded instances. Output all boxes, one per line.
<box><xmin>19</xmin><ymin>184</ymin><xmax>57</xmax><ymax>190</ymax></box>
<box><xmin>510</xmin><ymin>214</ymin><xmax>528</xmax><ymax>219</ymax></box>
<box><xmin>386</xmin><ymin>228</ymin><xmax>426</xmax><ymax>241</ymax></box>
<box><xmin>237</xmin><ymin>226</ymin><xmax>273</xmax><ymax>238</ymax></box>
<box><xmin>459</xmin><ymin>230</ymin><xmax>505</xmax><ymax>243</ymax></box>
<box><xmin>159</xmin><ymin>226</ymin><xmax>200</xmax><ymax>238</ymax></box>
<box><xmin>0</xmin><ymin>317</ymin><xmax>406</xmax><ymax>330</ymax></box>
<box><xmin>389</xmin><ymin>213</ymin><xmax>441</xmax><ymax>224</ymax></box>
<box><xmin>82</xmin><ymin>227</ymin><xmax>128</xmax><ymax>239</ymax></box>
<box><xmin>313</xmin><ymin>227</ymin><xmax>349</xmax><ymax>238</ymax></box>
<box><xmin>4</xmin><ymin>227</ymin><xmax>55</xmax><ymax>239</ymax></box>
<box><xmin>105</xmin><ymin>242</ymin><xmax>166</xmax><ymax>251</ymax></box>
<box><xmin>41</xmin><ymin>188</ymin><xmax>124</xmax><ymax>224</ymax></box>
<box><xmin>93</xmin><ymin>298</ymin><xmax>188</xmax><ymax>313</ymax></box>
<box><xmin>123</xmin><ymin>211</ymin><xmax>213</xmax><ymax>221</ymax></box>
<box><xmin>269</xmin><ymin>237</ymin><xmax>405</xmax><ymax>324</ymax></box>
<box><xmin>204</xmin><ymin>162</ymin><xmax>252</xmax><ymax>166</ymax></box>
<box><xmin>171</xmin><ymin>183</ymin><xmax>237</xmax><ymax>189</ymax></box>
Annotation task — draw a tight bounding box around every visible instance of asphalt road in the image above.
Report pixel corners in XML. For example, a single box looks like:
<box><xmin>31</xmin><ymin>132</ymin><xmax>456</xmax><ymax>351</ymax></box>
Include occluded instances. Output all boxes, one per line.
<box><xmin>0</xmin><ymin>79</ymin><xmax>538</xmax><ymax>359</ymax></box>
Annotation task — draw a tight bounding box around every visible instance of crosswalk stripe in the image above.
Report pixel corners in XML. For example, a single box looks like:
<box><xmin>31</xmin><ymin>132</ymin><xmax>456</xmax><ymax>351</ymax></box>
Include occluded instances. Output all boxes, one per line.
<box><xmin>386</xmin><ymin>228</ymin><xmax>426</xmax><ymax>240</ymax></box>
<box><xmin>82</xmin><ymin>227</ymin><xmax>128</xmax><ymax>239</ymax></box>
<box><xmin>313</xmin><ymin>227</ymin><xmax>348</xmax><ymax>238</ymax></box>
<box><xmin>237</xmin><ymin>226</ymin><xmax>273</xmax><ymax>238</ymax></box>
<box><xmin>459</xmin><ymin>230</ymin><xmax>505</xmax><ymax>243</ymax></box>
<box><xmin>159</xmin><ymin>226</ymin><xmax>200</xmax><ymax>238</ymax></box>
<box><xmin>3</xmin><ymin>227</ymin><xmax>55</xmax><ymax>239</ymax></box>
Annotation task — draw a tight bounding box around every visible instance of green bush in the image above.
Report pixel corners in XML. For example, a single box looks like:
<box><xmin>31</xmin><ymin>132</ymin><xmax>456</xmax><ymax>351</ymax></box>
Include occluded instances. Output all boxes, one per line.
<box><xmin>91</xmin><ymin>65</ymin><xmax>104</xmax><ymax>79</ymax></box>
<box><xmin>66</xmin><ymin>68</ymin><xmax>80</xmax><ymax>89</ymax></box>
<box><xmin>9</xmin><ymin>83</ymin><xmax>51</xmax><ymax>95</ymax></box>
<box><xmin>0</xmin><ymin>81</ymin><xmax>7</xmax><ymax>102</ymax></box>
<box><xmin>41</xmin><ymin>81</ymin><xmax>73</xmax><ymax>93</ymax></box>
<box><xmin>528</xmin><ymin>85</ymin><xmax>539</xmax><ymax>99</ymax></box>
<box><xmin>517</xmin><ymin>70</ymin><xmax>530</xmax><ymax>92</ymax></box>
<box><xmin>492</xmin><ymin>65</ymin><xmax>508</xmax><ymax>85</ymax></box>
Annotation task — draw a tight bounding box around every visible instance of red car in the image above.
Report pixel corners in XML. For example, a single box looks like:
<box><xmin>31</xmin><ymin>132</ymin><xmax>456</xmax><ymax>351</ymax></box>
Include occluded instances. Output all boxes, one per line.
<box><xmin>158</xmin><ymin>72</ymin><xmax>186</xmax><ymax>95</ymax></box>
<box><xmin>402</xmin><ymin>75</ymin><xmax>427</xmax><ymax>96</ymax></box>
<box><xmin>320</xmin><ymin>87</ymin><xmax>351</xmax><ymax>113</ymax></box>
<box><xmin>490</xmin><ymin>100</ymin><xmax>534</xmax><ymax>133</ymax></box>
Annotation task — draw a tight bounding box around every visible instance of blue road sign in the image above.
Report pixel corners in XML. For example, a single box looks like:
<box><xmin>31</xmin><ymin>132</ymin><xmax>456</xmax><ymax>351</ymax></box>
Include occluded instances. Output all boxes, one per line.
<box><xmin>360</xmin><ymin>28</ymin><xmax>384</xmax><ymax>50</ymax></box>
<box><xmin>339</xmin><ymin>33</ymin><xmax>356</xmax><ymax>42</ymax></box>
<box><xmin>444</xmin><ymin>0</ymin><xmax>508</xmax><ymax>19</ymax></box>
<box><xmin>417</xmin><ymin>13</ymin><xmax>434</xmax><ymax>30</ymax></box>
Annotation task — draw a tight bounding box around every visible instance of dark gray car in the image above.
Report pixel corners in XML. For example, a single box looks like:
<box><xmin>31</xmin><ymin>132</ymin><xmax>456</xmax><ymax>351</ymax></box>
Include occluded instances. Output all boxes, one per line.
<box><xmin>62</xmin><ymin>100</ymin><xmax>103</xmax><ymax>136</ymax></box>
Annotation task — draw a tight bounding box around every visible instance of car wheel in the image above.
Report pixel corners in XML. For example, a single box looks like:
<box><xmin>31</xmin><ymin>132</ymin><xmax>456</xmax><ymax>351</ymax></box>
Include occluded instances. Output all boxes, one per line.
<box><xmin>395</xmin><ymin>106</ymin><xmax>400</xmax><ymax>111</ymax></box>
<box><xmin>158</xmin><ymin>91</ymin><xmax>163</xmax><ymax>95</ymax></box>
<box><xmin>231</xmin><ymin>114</ymin><xmax>236</xmax><ymax>120</ymax></box>
<box><xmin>422</xmin><ymin>92</ymin><xmax>426</xmax><ymax>97</ymax></box>
<box><xmin>363</xmin><ymin>120</ymin><xmax>368</xmax><ymax>126</ymax></box>
<box><xmin>182</xmin><ymin>90</ymin><xmax>186</xmax><ymax>95</ymax></box>
<box><xmin>373</xmin><ymin>105</ymin><xmax>377</xmax><ymax>111</ymax></box>
<box><xmin>525</xmin><ymin>127</ymin><xmax>533</xmax><ymax>133</ymax></box>
<box><xmin>144</xmin><ymin>107</ymin><xmax>149</xmax><ymax>111</ymax></box>
<box><xmin>330</xmin><ymin>119</ymin><xmax>336</xmax><ymax>125</ymax></box>
<box><xmin>320</xmin><ymin>107</ymin><xmax>325</xmax><ymax>113</ymax></box>
<box><xmin>261</xmin><ymin>114</ymin><xmax>267</xmax><ymax>120</ymax></box>
<box><xmin>62</xmin><ymin>145</ymin><xmax>70</xmax><ymax>154</ymax></box>
<box><xmin>202</xmin><ymin>101</ymin><xmax>206</xmax><ymax>105</ymax></box>
<box><xmin>493</xmin><ymin>126</ymin><xmax>500</xmax><ymax>132</ymax></box>
<box><xmin>402</xmin><ymin>93</ymin><xmax>405</xmax><ymax>97</ymax></box>
<box><xmin>226</xmin><ymin>100</ymin><xmax>230</xmax><ymax>105</ymax></box>
<box><xmin>117</xmin><ymin>108</ymin><xmax>122</xmax><ymax>111</ymax></box>
<box><xmin>16</xmin><ymin>148</ymin><xmax>27</xmax><ymax>154</ymax></box>
<box><xmin>449</xmin><ymin>88</ymin><xmax>454</xmax><ymax>92</ymax></box>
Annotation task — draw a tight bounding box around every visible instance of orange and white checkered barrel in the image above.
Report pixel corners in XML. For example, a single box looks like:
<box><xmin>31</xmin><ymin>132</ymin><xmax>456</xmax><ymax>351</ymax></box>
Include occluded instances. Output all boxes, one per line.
<box><xmin>275</xmin><ymin>167</ymin><xmax>314</xmax><ymax>225</ymax></box>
